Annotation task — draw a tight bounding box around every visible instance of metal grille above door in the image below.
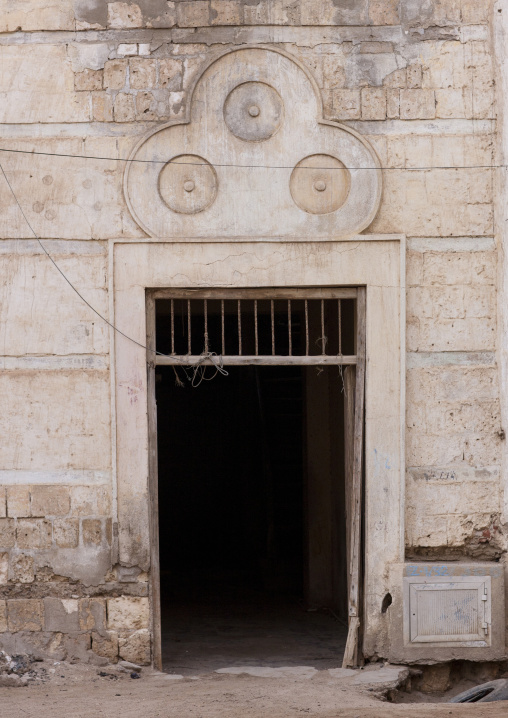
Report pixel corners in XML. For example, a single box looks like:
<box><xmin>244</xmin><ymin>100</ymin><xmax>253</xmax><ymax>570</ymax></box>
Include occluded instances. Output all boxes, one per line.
<box><xmin>153</xmin><ymin>288</ymin><xmax>358</xmax><ymax>367</ymax></box>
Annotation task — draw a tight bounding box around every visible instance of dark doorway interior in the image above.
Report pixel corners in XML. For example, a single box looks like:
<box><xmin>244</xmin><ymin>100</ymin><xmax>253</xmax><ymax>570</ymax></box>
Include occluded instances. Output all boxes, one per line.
<box><xmin>155</xmin><ymin>300</ymin><xmax>350</xmax><ymax>675</ymax></box>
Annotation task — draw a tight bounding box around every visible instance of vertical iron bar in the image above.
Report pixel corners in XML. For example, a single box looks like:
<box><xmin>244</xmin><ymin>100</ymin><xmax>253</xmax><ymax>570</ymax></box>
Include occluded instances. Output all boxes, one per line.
<box><xmin>288</xmin><ymin>299</ymin><xmax>292</xmax><ymax>356</ymax></box>
<box><xmin>170</xmin><ymin>299</ymin><xmax>175</xmax><ymax>355</ymax></box>
<box><xmin>338</xmin><ymin>298</ymin><xmax>342</xmax><ymax>356</ymax></box>
<box><xmin>321</xmin><ymin>299</ymin><xmax>325</xmax><ymax>355</ymax></box>
<box><xmin>204</xmin><ymin>299</ymin><xmax>209</xmax><ymax>353</ymax></box>
<box><xmin>271</xmin><ymin>300</ymin><xmax>275</xmax><ymax>356</ymax></box>
<box><xmin>305</xmin><ymin>300</ymin><xmax>309</xmax><ymax>356</ymax></box>
<box><xmin>254</xmin><ymin>300</ymin><xmax>258</xmax><ymax>356</ymax></box>
<box><xmin>238</xmin><ymin>299</ymin><xmax>242</xmax><ymax>356</ymax></box>
<box><xmin>187</xmin><ymin>299</ymin><xmax>191</xmax><ymax>355</ymax></box>
<box><xmin>221</xmin><ymin>300</ymin><xmax>225</xmax><ymax>355</ymax></box>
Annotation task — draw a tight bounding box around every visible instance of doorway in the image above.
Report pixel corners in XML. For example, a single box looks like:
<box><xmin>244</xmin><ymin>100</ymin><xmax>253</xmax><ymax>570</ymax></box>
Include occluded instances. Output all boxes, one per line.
<box><xmin>150</xmin><ymin>290</ymin><xmax>363</xmax><ymax>674</ymax></box>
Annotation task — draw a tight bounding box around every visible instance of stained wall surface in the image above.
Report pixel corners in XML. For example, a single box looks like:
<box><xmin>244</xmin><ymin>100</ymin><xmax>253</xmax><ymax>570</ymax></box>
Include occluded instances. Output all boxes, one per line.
<box><xmin>0</xmin><ymin>0</ymin><xmax>505</xmax><ymax>666</ymax></box>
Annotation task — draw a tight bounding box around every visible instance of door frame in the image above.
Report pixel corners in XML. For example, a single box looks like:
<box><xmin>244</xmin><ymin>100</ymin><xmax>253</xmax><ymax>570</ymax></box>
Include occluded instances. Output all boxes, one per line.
<box><xmin>111</xmin><ymin>236</ymin><xmax>405</xmax><ymax>668</ymax></box>
<box><xmin>146</xmin><ymin>286</ymin><xmax>365</xmax><ymax>669</ymax></box>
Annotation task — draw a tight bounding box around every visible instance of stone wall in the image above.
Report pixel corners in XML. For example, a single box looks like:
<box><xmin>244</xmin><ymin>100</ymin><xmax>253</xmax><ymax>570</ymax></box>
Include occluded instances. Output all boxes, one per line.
<box><xmin>0</xmin><ymin>0</ymin><xmax>505</xmax><ymax>664</ymax></box>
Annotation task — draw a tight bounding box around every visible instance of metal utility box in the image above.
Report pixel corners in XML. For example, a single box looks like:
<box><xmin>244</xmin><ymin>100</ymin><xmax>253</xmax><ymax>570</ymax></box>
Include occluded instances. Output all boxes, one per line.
<box><xmin>404</xmin><ymin>575</ymin><xmax>491</xmax><ymax>647</ymax></box>
<box><xmin>388</xmin><ymin>563</ymin><xmax>505</xmax><ymax>663</ymax></box>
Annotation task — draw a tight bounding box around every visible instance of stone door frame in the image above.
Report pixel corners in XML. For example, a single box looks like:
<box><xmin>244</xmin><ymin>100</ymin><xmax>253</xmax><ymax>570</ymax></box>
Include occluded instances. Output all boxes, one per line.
<box><xmin>110</xmin><ymin>235</ymin><xmax>405</xmax><ymax>666</ymax></box>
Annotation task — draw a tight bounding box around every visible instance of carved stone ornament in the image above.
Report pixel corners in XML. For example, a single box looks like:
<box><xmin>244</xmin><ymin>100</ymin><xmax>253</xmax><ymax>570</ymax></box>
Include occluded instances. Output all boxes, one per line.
<box><xmin>158</xmin><ymin>154</ymin><xmax>218</xmax><ymax>214</ymax></box>
<box><xmin>124</xmin><ymin>46</ymin><xmax>382</xmax><ymax>239</ymax></box>
<box><xmin>224</xmin><ymin>81</ymin><xmax>284</xmax><ymax>142</ymax></box>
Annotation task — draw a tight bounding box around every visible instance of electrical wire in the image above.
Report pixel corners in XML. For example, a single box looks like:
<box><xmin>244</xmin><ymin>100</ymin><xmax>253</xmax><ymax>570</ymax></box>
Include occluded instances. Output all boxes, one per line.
<box><xmin>0</xmin><ymin>145</ymin><xmax>502</xmax><ymax>171</ymax></box>
<box><xmin>0</xmin><ymin>159</ymin><xmax>228</xmax><ymax>386</ymax></box>
<box><xmin>0</xmin><ymin>160</ymin><xmax>161</xmax><ymax>356</ymax></box>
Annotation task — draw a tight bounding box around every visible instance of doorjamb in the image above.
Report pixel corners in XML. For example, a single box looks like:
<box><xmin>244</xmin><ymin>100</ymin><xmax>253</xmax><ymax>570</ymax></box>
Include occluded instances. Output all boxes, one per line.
<box><xmin>111</xmin><ymin>236</ymin><xmax>405</xmax><ymax>667</ymax></box>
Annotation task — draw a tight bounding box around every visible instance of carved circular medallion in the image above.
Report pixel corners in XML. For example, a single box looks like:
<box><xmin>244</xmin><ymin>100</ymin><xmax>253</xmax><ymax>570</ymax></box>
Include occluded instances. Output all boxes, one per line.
<box><xmin>224</xmin><ymin>82</ymin><xmax>283</xmax><ymax>142</ymax></box>
<box><xmin>158</xmin><ymin>154</ymin><xmax>218</xmax><ymax>214</ymax></box>
<box><xmin>290</xmin><ymin>154</ymin><xmax>351</xmax><ymax>215</ymax></box>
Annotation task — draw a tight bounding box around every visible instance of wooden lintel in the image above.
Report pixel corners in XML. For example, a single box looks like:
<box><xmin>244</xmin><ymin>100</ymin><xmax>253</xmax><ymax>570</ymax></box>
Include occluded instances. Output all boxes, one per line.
<box><xmin>155</xmin><ymin>354</ymin><xmax>357</xmax><ymax>366</ymax></box>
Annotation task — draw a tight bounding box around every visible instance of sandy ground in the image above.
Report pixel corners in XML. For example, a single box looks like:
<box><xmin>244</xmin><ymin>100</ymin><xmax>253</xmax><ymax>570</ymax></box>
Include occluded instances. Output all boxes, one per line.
<box><xmin>1</xmin><ymin>661</ymin><xmax>508</xmax><ymax>718</ymax></box>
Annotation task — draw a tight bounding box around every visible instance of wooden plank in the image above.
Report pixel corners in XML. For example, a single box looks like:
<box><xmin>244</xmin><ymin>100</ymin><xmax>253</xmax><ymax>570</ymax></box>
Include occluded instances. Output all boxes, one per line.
<box><xmin>343</xmin><ymin>365</ymin><xmax>355</xmax><ymax>608</ymax></box>
<box><xmin>156</xmin><ymin>354</ymin><xmax>357</xmax><ymax>366</ymax></box>
<box><xmin>152</xmin><ymin>287</ymin><xmax>358</xmax><ymax>300</ymax></box>
<box><xmin>146</xmin><ymin>292</ymin><xmax>162</xmax><ymax>671</ymax></box>
<box><xmin>343</xmin><ymin>286</ymin><xmax>366</xmax><ymax>669</ymax></box>
<box><xmin>342</xmin><ymin>617</ymin><xmax>360</xmax><ymax>669</ymax></box>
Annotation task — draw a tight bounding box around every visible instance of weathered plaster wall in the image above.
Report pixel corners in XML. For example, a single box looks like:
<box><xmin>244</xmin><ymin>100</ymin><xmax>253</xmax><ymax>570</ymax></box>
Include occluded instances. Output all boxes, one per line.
<box><xmin>0</xmin><ymin>0</ymin><xmax>505</xmax><ymax>665</ymax></box>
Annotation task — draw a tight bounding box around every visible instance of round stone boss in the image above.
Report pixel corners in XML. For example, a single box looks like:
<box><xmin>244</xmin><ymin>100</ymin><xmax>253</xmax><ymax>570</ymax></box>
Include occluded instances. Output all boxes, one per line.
<box><xmin>224</xmin><ymin>81</ymin><xmax>284</xmax><ymax>142</ymax></box>
<box><xmin>158</xmin><ymin>154</ymin><xmax>218</xmax><ymax>214</ymax></box>
<box><xmin>290</xmin><ymin>154</ymin><xmax>351</xmax><ymax>215</ymax></box>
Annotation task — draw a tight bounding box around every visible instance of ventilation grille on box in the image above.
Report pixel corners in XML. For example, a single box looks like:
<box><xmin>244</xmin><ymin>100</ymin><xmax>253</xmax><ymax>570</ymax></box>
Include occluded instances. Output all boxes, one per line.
<box><xmin>404</xmin><ymin>576</ymin><xmax>491</xmax><ymax>646</ymax></box>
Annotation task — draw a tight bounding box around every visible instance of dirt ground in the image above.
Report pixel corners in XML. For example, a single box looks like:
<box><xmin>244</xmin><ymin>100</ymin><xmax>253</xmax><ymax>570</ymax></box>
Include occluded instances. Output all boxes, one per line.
<box><xmin>1</xmin><ymin>661</ymin><xmax>508</xmax><ymax>718</ymax></box>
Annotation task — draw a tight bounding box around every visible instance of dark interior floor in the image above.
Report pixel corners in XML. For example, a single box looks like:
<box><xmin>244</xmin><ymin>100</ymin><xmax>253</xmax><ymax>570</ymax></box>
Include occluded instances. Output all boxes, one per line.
<box><xmin>161</xmin><ymin>589</ymin><xmax>347</xmax><ymax>675</ymax></box>
<box><xmin>156</xmin><ymin>362</ymin><xmax>347</xmax><ymax>675</ymax></box>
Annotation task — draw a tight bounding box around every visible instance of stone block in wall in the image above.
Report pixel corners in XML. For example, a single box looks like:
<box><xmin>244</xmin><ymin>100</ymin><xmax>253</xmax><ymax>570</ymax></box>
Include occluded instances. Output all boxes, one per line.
<box><xmin>332</xmin><ymin>90</ymin><xmax>361</xmax><ymax>120</ymax></box>
<box><xmin>92</xmin><ymin>91</ymin><xmax>114</xmax><ymax>121</ymax></box>
<box><xmin>92</xmin><ymin>630</ymin><xmax>118</xmax><ymax>662</ymax></box>
<box><xmin>401</xmin><ymin>0</ymin><xmax>461</xmax><ymax>28</ymax></box>
<box><xmin>0</xmin><ymin>46</ymin><xmax>91</xmax><ymax>123</ymax></box>
<box><xmin>463</xmin><ymin>286</ymin><xmax>495</xmax><ymax>318</ymax></box>
<box><xmin>0</xmin><ymin>251</ymin><xmax>110</xmax><ymax>348</ymax></box>
<box><xmin>361</xmin><ymin>88</ymin><xmax>386</xmax><ymax>120</ymax></box>
<box><xmin>53</xmin><ymin>519</ymin><xmax>79</xmax><ymax>548</ymax></box>
<box><xmin>423</xmin><ymin>252</ymin><xmax>472</xmax><ymax>286</ymax></box>
<box><xmin>129</xmin><ymin>58</ymin><xmax>156</xmax><ymax>89</ymax></box>
<box><xmin>136</xmin><ymin>92</ymin><xmax>157</xmax><ymax>121</ymax></box>
<box><xmin>0</xmin><ymin>600</ymin><xmax>6</xmax><ymax>632</ymax></box>
<box><xmin>400</xmin><ymin>90</ymin><xmax>436</xmax><ymax>119</ymax></box>
<box><xmin>461</xmin><ymin>0</ymin><xmax>489</xmax><ymax>23</ymax></box>
<box><xmin>12</xmin><ymin>554</ymin><xmax>34</xmax><ymax>584</ymax></box>
<box><xmin>16</xmin><ymin>519</ymin><xmax>42</xmax><ymax>549</ymax></box>
<box><xmin>383</xmin><ymin>68</ymin><xmax>407</xmax><ymax>88</ymax></box>
<box><xmin>70</xmin><ymin>486</ymin><xmax>112</xmax><ymax>518</ymax></box>
<box><xmin>82</xmin><ymin>519</ymin><xmax>102</xmax><ymax>546</ymax></box>
<box><xmin>41</xmin><ymin>521</ymin><xmax>52</xmax><ymax>549</ymax></box>
<box><xmin>117</xmin><ymin>565</ymin><xmax>142</xmax><ymax>583</ymax></box>
<box><xmin>176</xmin><ymin>1</ymin><xmax>210</xmax><ymax>27</ymax></box>
<box><xmin>0</xmin><ymin>631</ymin><xmax>66</xmax><ymax>661</ymax></box>
<box><xmin>386</xmin><ymin>89</ymin><xmax>400</xmax><ymax>118</ymax></box>
<box><xmin>435</xmin><ymin>88</ymin><xmax>472</xmax><ymax>119</ymax></box>
<box><xmin>408</xmin><ymin>366</ymin><xmax>499</xmax><ymax>406</ymax></box>
<box><xmin>64</xmin><ymin>632</ymin><xmax>91</xmax><ymax>663</ymax></box>
<box><xmin>322</xmin><ymin>55</ymin><xmax>346</xmax><ymax>90</ymax></box>
<box><xmin>118</xmin><ymin>629</ymin><xmax>150</xmax><ymax>665</ymax></box>
<box><xmin>31</xmin><ymin>487</ymin><xmax>70</xmax><ymax>518</ymax></box>
<box><xmin>471</xmin><ymin>252</ymin><xmax>496</xmax><ymax>285</ymax></box>
<box><xmin>108</xmin><ymin>2</ymin><xmax>143</xmax><ymax>28</ymax></box>
<box><xmin>464</xmin><ymin>432</ymin><xmax>503</xmax><ymax>468</ymax></box>
<box><xmin>369</xmin><ymin>0</ymin><xmax>399</xmax><ymax>25</ymax></box>
<box><xmin>406</xmin><ymin>510</ymin><xmax>448</xmax><ymax>548</ymax></box>
<box><xmin>407</xmin><ymin>476</ymin><xmax>501</xmax><ymax>520</ymax></box>
<box><xmin>107</xmin><ymin>597</ymin><xmax>149</xmax><ymax>630</ymax></box>
<box><xmin>74</xmin><ymin>69</ymin><xmax>103</xmax><ymax>91</ymax></box>
<box><xmin>7</xmin><ymin>487</ymin><xmax>30</xmax><ymax>518</ymax></box>
<box><xmin>210</xmin><ymin>0</ymin><xmax>242</xmax><ymax>25</ymax></box>
<box><xmin>0</xmin><ymin>1</ymin><xmax>75</xmax><ymax>31</ymax></box>
<box><xmin>79</xmin><ymin>598</ymin><xmax>106</xmax><ymax>632</ymax></box>
<box><xmin>7</xmin><ymin>600</ymin><xmax>43</xmax><ymax>632</ymax></box>
<box><xmin>0</xmin><ymin>489</ymin><xmax>5</xmax><ymax>519</ymax></box>
<box><xmin>0</xmin><ymin>519</ymin><xmax>15</xmax><ymax>549</ymax></box>
<box><xmin>103</xmin><ymin>59</ymin><xmax>128</xmax><ymax>90</ymax></box>
<box><xmin>44</xmin><ymin>598</ymin><xmax>79</xmax><ymax>632</ymax></box>
<box><xmin>114</xmin><ymin>92</ymin><xmax>136</xmax><ymax>122</ymax></box>
<box><xmin>0</xmin><ymin>553</ymin><xmax>7</xmax><ymax>585</ymax></box>
<box><xmin>159</xmin><ymin>58</ymin><xmax>183</xmax><ymax>90</ymax></box>
<box><xmin>407</xmin><ymin>64</ymin><xmax>423</xmax><ymax>89</ymax></box>
<box><xmin>417</xmin><ymin>401</ymin><xmax>495</xmax><ymax>438</ymax></box>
